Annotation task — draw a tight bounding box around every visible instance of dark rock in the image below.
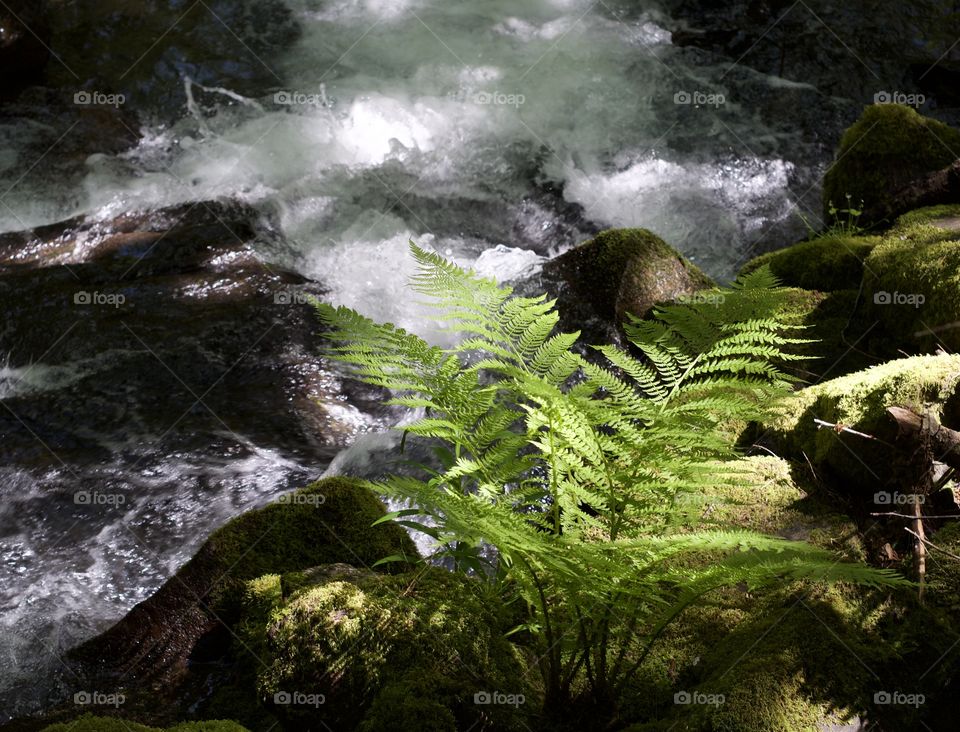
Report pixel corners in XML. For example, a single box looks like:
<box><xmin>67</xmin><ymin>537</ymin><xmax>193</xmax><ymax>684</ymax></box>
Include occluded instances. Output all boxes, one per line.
<box><xmin>55</xmin><ymin>478</ymin><xmax>417</xmax><ymax>729</ymax></box>
<box><xmin>0</xmin><ymin>0</ymin><xmax>51</xmax><ymax>100</ymax></box>
<box><xmin>530</xmin><ymin>228</ymin><xmax>713</xmax><ymax>345</ymax></box>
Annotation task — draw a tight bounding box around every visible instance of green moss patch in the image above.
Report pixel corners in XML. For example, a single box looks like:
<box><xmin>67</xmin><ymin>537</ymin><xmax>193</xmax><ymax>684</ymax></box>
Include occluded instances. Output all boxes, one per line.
<box><xmin>740</xmin><ymin>235</ymin><xmax>879</xmax><ymax>292</ymax></box>
<box><xmin>823</xmin><ymin>105</ymin><xmax>960</xmax><ymax>227</ymax></box>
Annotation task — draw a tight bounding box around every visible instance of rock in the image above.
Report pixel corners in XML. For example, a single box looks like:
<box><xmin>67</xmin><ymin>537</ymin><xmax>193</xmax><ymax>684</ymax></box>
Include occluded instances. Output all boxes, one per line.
<box><xmin>255</xmin><ymin>566</ymin><xmax>532</xmax><ymax>731</ymax></box>
<box><xmin>0</xmin><ymin>0</ymin><xmax>51</xmax><ymax>100</ymax></box>
<box><xmin>535</xmin><ymin>228</ymin><xmax>713</xmax><ymax>343</ymax></box>
<box><xmin>822</xmin><ymin>105</ymin><xmax>960</xmax><ymax>228</ymax></box>
<box><xmin>765</xmin><ymin>354</ymin><xmax>960</xmax><ymax>497</ymax></box>
<box><xmin>862</xmin><ymin>205</ymin><xmax>960</xmax><ymax>353</ymax></box>
<box><xmin>58</xmin><ymin>477</ymin><xmax>417</xmax><ymax>728</ymax></box>
<box><xmin>37</xmin><ymin>718</ymin><xmax>250</xmax><ymax>732</ymax></box>
<box><xmin>740</xmin><ymin>235</ymin><xmax>879</xmax><ymax>292</ymax></box>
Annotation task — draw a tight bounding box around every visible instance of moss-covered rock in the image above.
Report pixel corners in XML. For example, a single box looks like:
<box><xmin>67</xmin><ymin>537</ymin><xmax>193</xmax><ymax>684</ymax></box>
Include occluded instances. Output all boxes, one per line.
<box><xmin>766</xmin><ymin>354</ymin><xmax>960</xmax><ymax>496</ymax></box>
<box><xmin>255</xmin><ymin>567</ymin><xmax>534</xmax><ymax>731</ymax></box>
<box><xmin>740</xmin><ymin>235</ymin><xmax>879</xmax><ymax>292</ymax></box>
<box><xmin>822</xmin><ymin>105</ymin><xmax>960</xmax><ymax>228</ymax></box>
<box><xmin>38</xmin><ymin>717</ymin><xmax>251</xmax><ymax>732</ymax></box>
<box><xmin>541</xmin><ymin>229</ymin><xmax>713</xmax><ymax>336</ymax></box>
<box><xmin>65</xmin><ymin>477</ymin><xmax>418</xmax><ymax>729</ymax></box>
<box><xmin>698</xmin><ymin>456</ymin><xmax>864</xmax><ymax>560</ymax></box>
<box><xmin>862</xmin><ymin>205</ymin><xmax>960</xmax><ymax>353</ymax></box>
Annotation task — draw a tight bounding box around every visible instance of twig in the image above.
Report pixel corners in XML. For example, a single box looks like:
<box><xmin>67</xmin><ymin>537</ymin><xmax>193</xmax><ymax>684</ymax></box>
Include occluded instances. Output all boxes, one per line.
<box><xmin>872</xmin><ymin>512</ymin><xmax>960</xmax><ymax>519</ymax></box>
<box><xmin>906</xmin><ymin>527</ymin><xmax>960</xmax><ymax>562</ymax></box>
<box><xmin>813</xmin><ymin>418</ymin><xmax>892</xmax><ymax>445</ymax></box>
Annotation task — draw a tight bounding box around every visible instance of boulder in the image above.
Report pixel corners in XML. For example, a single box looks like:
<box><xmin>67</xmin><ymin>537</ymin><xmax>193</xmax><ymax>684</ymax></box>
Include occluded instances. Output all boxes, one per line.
<box><xmin>740</xmin><ymin>235</ymin><xmax>879</xmax><ymax>292</ymax></box>
<box><xmin>765</xmin><ymin>354</ymin><xmax>960</xmax><ymax>497</ymax></box>
<box><xmin>255</xmin><ymin>566</ymin><xmax>533</xmax><ymax>731</ymax></box>
<box><xmin>38</xmin><ymin>718</ymin><xmax>250</xmax><ymax>732</ymax></box>
<box><xmin>60</xmin><ymin>478</ymin><xmax>417</xmax><ymax>728</ymax></box>
<box><xmin>537</xmin><ymin>228</ymin><xmax>713</xmax><ymax>343</ymax></box>
<box><xmin>822</xmin><ymin>105</ymin><xmax>960</xmax><ymax>228</ymax></box>
<box><xmin>862</xmin><ymin>205</ymin><xmax>960</xmax><ymax>353</ymax></box>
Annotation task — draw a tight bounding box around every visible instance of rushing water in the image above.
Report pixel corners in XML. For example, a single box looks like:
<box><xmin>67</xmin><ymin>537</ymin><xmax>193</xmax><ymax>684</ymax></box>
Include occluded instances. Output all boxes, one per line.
<box><xmin>0</xmin><ymin>0</ymin><xmax>855</xmax><ymax>721</ymax></box>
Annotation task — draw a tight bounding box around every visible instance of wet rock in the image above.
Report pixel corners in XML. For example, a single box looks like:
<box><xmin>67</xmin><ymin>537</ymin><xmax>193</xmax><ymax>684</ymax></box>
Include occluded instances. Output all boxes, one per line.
<box><xmin>0</xmin><ymin>0</ymin><xmax>51</xmax><ymax>100</ymax></box>
<box><xmin>55</xmin><ymin>478</ymin><xmax>417</xmax><ymax>729</ymax></box>
<box><xmin>530</xmin><ymin>228</ymin><xmax>713</xmax><ymax>344</ymax></box>
<box><xmin>0</xmin><ymin>200</ymin><xmax>385</xmax><ymax>722</ymax></box>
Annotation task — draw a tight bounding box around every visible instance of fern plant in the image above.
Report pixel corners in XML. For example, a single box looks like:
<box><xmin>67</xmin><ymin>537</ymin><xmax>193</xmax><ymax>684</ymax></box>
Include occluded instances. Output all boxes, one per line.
<box><xmin>315</xmin><ymin>242</ymin><xmax>905</xmax><ymax>721</ymax></box>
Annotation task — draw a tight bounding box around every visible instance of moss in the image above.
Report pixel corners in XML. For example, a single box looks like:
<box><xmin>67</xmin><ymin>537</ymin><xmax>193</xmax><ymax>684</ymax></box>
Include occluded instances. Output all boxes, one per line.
<box><xmin>39</xmin><ymin>718</ymin><xmax>161</xmax><ymax>732</ymax></box>
<box><xmin>822</xmin><ymin>105</ymin><xmax>960</xmax><ymax>227</ymax></box>
<box><xmin>549</xmin><ymin>228</ymin><xmax>713</xmax><ymax>323</ymax></box>
<box><xmin>768</xmin><ymin>354</ymin><xmax>960</xmax><ymax>495</ymax></box>
<box><xmin>699</xmin><ymin>456</ymin><xmax>864</xmax><ymax>559</ymax></box>
<box><xmin>38</xmin><ymin>719</ymin><xmax>251</xmax><ymax>732</ymax></box>
<box><xmin>925</xmin><ymin>522</ymin><xmax>960</xmax><ymax>613</ymax></box>
<box><xmin>863</xmin><ymin>206</ymin><xmax>960</xmax><ymax>352</ymax></box>
<box><xmin>204</xmin><ymin>476</ymin><xmax>418</xmax><ymax>612</ymax></box>
<box><xmin>357</xmin><ymin>671</ymin><xmax>459</xmax><ymax>732</ymax></box>
<box><xmin>740</xmin><ymin>235</ymin><xmax>879</xmax><ymax>292</ymax></box>
<box><xmin>256</xmin><ymin>567</ymin><xmax>533</xmax><ymax>731</ymax></box>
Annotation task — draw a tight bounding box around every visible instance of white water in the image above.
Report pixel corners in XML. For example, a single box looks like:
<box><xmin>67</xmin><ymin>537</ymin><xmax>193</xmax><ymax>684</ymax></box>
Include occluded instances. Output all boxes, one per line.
<box><xmin>0</xmin><ymin>0</ymin><xmax>831</xmax><ymax>719</ymax></box>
